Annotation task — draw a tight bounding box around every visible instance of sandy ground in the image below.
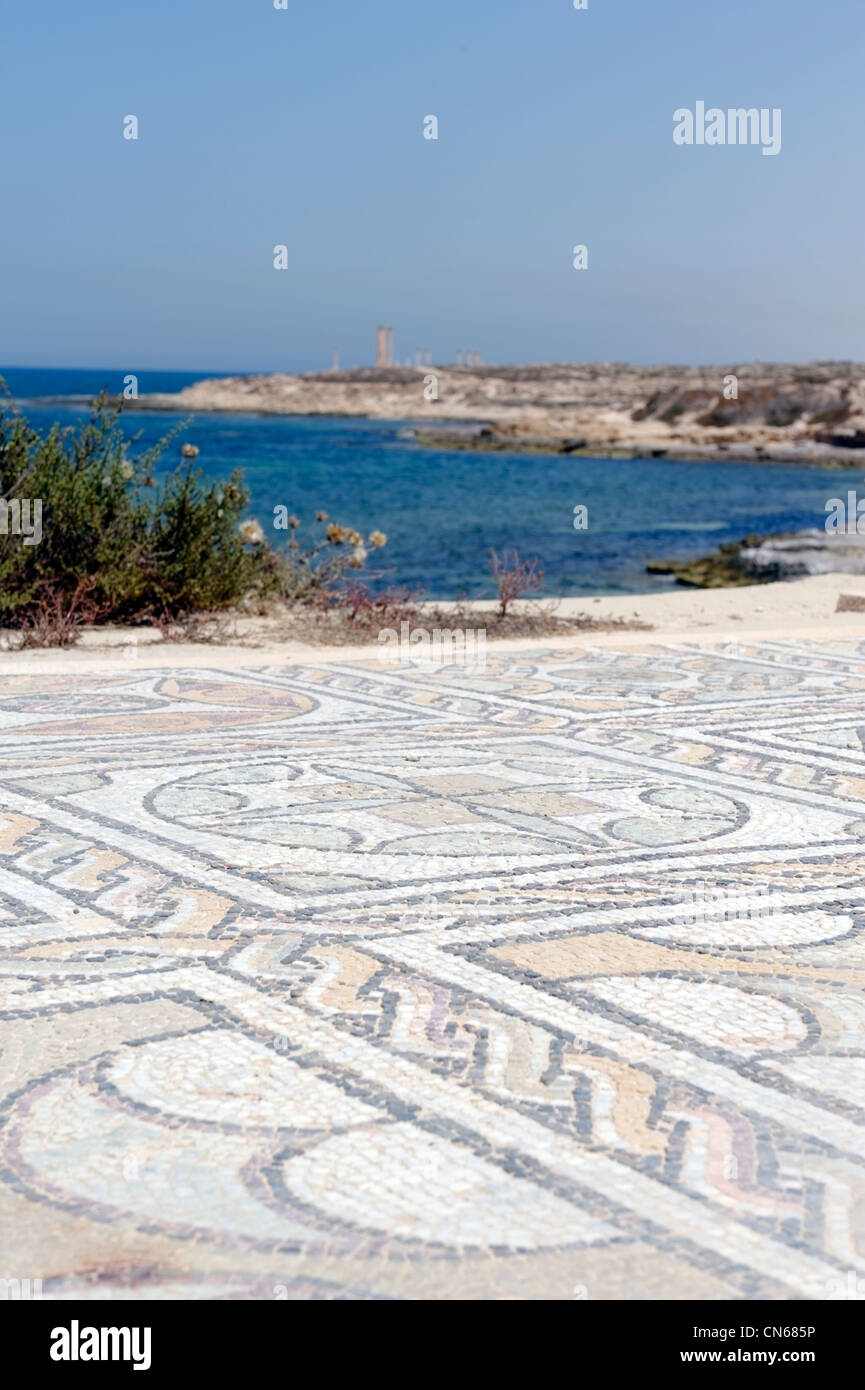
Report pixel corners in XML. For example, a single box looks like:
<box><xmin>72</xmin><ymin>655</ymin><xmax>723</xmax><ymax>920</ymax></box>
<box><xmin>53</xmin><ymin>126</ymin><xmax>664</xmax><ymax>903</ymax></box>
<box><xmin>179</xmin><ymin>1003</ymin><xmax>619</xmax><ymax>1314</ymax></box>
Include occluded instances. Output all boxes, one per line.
<box><xmin>2</xmin><ymin>574</ymin><xmax>865</xmax><ymax>676</ymax></box>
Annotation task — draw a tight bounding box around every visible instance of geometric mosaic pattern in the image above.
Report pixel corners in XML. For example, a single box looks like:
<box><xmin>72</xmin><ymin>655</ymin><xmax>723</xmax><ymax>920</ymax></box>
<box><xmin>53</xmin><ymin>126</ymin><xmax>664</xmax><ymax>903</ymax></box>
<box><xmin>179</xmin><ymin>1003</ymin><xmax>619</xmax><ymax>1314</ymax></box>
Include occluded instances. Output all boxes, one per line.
<box><xmin>1</xmin><ymin>638</ymin><xmax>864</xmax><ymax>1300</ymax></box>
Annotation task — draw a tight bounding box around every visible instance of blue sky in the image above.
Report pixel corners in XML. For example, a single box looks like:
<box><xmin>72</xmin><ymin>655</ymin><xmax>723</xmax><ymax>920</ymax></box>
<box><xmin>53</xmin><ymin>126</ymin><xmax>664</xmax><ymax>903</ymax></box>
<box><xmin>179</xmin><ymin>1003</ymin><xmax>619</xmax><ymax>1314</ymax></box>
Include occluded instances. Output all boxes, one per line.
<box><xmin>1</xmin><ymin>0</ymin><xmax>860</xmax><ymax>371</ymax></box>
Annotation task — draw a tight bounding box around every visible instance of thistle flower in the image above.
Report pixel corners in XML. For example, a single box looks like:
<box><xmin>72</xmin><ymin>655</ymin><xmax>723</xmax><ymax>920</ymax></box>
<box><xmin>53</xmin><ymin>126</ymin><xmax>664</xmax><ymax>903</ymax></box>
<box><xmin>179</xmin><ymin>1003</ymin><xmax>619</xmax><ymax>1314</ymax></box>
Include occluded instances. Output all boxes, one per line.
<box><xmin>315</xmin><ymin>510</ymin><xmax>328</xmax><ymax>522</ymax></box>
<box><xmin>349</xmin><ymin>545</ymin><xmax>368</xmax><ymax>567</ymax></box>
<box><xmin>325</xmin><ymin>522</ymin><xmax>349</xmax><ymax>544</ymax></box>
<box><xmin>181</xmin><ymin>443</ymin><xmax>200</xmax><ymax>459</ymax></box>
<box><xmin>369</xmin><ymin>530</ymin><xmax>387</xmax><ymax>548</ymax></box>
<box><xmin>288</xmin><ymin>515</ymin><xmax>300</xmax><ymax>529</ymax></box>
<box><xmin>239</xmin><ymin>519</ymin><xmax>264</xmax><ymax>544</ymax></box>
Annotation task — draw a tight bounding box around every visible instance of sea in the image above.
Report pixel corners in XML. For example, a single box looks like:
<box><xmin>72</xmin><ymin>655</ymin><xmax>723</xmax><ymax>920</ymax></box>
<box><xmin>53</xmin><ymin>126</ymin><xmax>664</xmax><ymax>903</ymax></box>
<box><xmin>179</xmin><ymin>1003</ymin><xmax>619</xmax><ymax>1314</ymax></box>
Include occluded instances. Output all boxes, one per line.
<box><xmin>2</xmin><ymin>366</ymin><xmax>856</xmax><ymax>599</ymax></box>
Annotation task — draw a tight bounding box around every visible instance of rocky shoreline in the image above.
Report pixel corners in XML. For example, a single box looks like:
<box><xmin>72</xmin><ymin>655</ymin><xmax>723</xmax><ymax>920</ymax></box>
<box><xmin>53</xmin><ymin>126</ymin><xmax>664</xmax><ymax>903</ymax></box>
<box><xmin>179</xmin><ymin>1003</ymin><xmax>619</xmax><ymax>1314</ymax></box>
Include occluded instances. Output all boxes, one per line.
<box><xmin>130</xmin><ymin>361</ymin><xmax>865</xmax><ymax>466</ymax></box>
<box><xmin>408</xmin><ymin>425</ymin><xmax>863</xmax><ymax>466</ymax></box>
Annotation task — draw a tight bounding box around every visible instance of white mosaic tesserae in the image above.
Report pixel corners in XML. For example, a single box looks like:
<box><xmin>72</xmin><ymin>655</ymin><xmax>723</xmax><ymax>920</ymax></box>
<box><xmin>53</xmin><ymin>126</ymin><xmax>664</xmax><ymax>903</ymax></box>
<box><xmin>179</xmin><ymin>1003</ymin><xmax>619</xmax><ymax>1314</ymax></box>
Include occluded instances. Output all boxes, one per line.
<box><xmin>0</xmin><ymin>637</ymin><xmax>863</xmax><ymax>1300</ymax></box>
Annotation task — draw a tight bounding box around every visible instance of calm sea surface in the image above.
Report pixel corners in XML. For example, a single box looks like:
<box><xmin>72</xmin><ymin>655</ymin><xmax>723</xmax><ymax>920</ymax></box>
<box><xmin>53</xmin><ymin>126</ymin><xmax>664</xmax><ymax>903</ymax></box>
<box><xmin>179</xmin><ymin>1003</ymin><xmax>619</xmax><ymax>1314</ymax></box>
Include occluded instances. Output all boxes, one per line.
<box><xmin>2</xmin><ymin>366</ymin><xmax>855</xmax><ymax>598</ymax></box>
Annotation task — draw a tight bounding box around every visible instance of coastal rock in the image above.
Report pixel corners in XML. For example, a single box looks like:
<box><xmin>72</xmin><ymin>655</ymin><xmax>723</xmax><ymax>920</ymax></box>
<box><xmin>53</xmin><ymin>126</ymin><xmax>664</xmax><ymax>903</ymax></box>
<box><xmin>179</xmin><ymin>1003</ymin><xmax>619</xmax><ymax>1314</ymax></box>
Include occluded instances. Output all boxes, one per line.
<box><xmin>739</xmin><ymin>530</ymin><xmax>865</xmax><ymax>578</ymax></box>
<box><xmin>134</xmin><ymin>361</ymin><xmax>865</xmax><ymax>466</ymax></box>
<box><xmin>816</xmin><ymin>427</ymin><xmax>865</xmax><ymax>449</ymax></box>
<box><xmin>649</xmin><ymin>529</ymin><xmax>865</xmax><ymax>588</ymax></box>
<box><xmin>646</xmin><ymin>544</ymin><xmax>763</xmax><ymax>588</ymax></box>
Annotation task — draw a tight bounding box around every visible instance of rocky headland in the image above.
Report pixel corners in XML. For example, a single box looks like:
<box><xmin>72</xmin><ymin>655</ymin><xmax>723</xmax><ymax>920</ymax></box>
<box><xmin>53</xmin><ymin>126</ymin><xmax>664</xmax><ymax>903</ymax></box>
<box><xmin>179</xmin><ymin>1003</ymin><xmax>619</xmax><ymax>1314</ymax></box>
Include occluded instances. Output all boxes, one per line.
<box><xmin>135</xmin><ymin>360</ymin><xmax>865</xmax><ymax>465</ymax></box>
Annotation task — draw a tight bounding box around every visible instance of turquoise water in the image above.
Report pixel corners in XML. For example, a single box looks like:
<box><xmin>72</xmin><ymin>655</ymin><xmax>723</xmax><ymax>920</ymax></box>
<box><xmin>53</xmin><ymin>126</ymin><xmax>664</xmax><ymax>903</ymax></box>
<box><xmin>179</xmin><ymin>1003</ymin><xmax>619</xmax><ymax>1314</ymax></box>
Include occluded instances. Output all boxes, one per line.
<box><xmin>3</xmin><ymin>368</ymin><xmax>858</xmax><ymax>598</ymax></box>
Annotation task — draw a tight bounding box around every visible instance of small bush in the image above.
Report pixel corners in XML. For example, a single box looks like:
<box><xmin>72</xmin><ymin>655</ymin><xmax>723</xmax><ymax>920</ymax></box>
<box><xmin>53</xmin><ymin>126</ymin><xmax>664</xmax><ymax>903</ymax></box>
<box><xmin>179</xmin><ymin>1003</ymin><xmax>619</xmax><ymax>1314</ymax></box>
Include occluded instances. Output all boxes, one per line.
<box><xmin>10</xmin><ymin>579</ymin><xmax>108</xmax><ymax>649</ymax></box>
<box><xmin>0</xmin><ymin>396</ymin><xmax>387</xmax><ymax>640</ymax></box>
<box><xmin>489</xmin><ymin>547</ymin><xmax>544</xmax><ymax>617</ymax></box>
<box><xmin>328</xmin><ymin>579</ymin><xmax>420</xmax><ymax>628</ymax></box>
<box><xmin>271</xmin><ymin>510</ymin><xmax>387</xmax><ymax>605</ymax></box>
<box><xmin>0</xmin><ymin>395</ymin><xmax>270</xmax><ymax>628</ymax></box>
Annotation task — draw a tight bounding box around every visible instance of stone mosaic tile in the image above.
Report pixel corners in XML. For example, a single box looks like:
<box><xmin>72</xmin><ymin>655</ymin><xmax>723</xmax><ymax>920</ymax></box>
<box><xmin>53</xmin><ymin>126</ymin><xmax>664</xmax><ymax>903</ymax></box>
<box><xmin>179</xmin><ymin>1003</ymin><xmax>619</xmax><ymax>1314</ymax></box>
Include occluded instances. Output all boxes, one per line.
<box><xmin>1</xmin><ymin>639</ymin><xmax>864</xmax><ymax>1300</ymax></box>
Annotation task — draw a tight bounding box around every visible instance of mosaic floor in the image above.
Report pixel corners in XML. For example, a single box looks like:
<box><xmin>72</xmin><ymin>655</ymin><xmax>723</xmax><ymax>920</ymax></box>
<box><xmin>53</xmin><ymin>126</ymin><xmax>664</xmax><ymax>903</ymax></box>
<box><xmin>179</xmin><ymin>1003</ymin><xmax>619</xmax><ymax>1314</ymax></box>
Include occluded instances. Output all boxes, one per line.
<box><xmin>1</xmin><ymin>638</ymin><xmax>864</xmax><ymax>1300</ymax></box>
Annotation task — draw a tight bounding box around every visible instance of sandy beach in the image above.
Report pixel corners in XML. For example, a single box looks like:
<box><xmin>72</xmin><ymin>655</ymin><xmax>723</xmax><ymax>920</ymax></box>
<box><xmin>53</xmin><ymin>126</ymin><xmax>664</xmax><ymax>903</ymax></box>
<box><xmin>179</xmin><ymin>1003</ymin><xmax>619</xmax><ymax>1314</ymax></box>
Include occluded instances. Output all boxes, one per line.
<box><xmin>3</xmin><ymin>572</ymin><xmax>865</xmax><ymax>674</ymax></box>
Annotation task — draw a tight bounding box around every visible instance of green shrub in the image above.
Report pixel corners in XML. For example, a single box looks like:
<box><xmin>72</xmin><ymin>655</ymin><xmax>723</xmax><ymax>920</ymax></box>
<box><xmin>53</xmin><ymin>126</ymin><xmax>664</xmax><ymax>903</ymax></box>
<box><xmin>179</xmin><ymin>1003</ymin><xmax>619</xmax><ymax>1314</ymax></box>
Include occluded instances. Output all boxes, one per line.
<box><xmin>0</xmin><ymin>393</ymin><xmax>389</xmax><ymax>641</ymax></box>
<box><xmin>0</xmin><ymin>394</ymin><xmax>273</xmax><ymax>626</ymax></box>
